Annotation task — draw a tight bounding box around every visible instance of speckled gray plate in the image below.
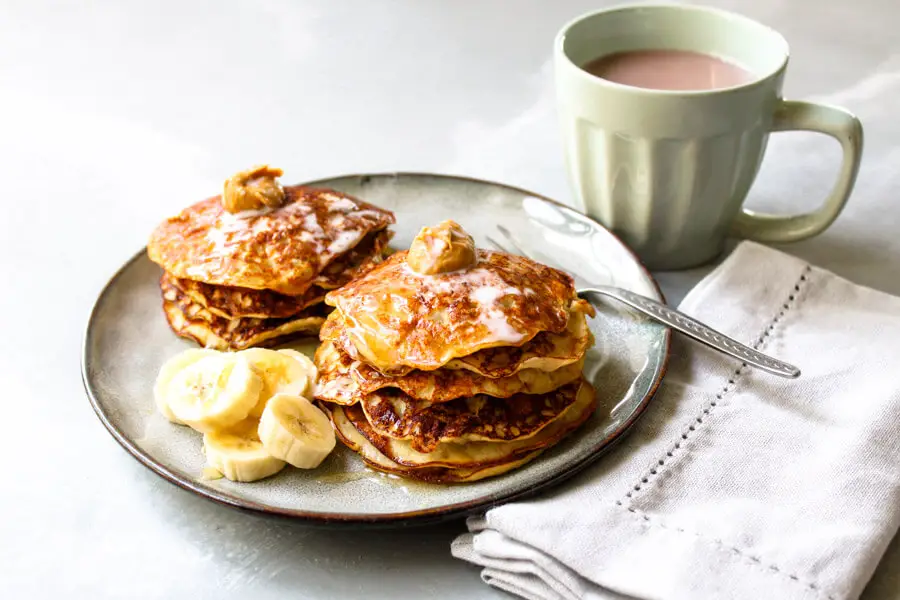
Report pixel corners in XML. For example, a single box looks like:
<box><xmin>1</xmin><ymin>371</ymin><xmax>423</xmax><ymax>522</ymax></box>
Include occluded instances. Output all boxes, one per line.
<box><xmin>82</xmin><ymin>173</ymin><xmax>670</xmax><ymax>526</ymax></box>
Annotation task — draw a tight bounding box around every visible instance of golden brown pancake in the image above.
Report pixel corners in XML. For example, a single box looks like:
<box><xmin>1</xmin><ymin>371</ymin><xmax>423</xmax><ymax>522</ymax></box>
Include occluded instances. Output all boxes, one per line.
<box><xmin>320</xmin><ymin>306</ymin><xmax>594</xmax><ymax>379</ymax></box>
<box><xmin>444</xmin><ymin>312</ymin><xmax>594</xmax><ymax>377</ymax></box>
<box><xmin>327</xmin><ymin>402</ymin><xmax>544</xmax><ymax>483</ymax></box>
<box><xmin>327</xmin><ymin>377</ymin><xmax>595</xmax><ymax>471</ymax></box>
<box><xmin>166</xmin><ymin>273</ymin><xmax>326</xmax><ymax>320</ymax></box>
<box><xmin>358</xmin><ymin>381</ymin><xmax>585</xmax><ymax>452</ymax></box>
<box><xmin>161</xmin><ymin>278</ymin><xmax>328</xmax><ymax>350</ymax></box>
<box><xmin>148</xmin><ymin>186</ymin><xmax>395</xmax><ymax>296</ymax></box>
<box><xmin>323</xmin><ymin>249</ymin><xmax>593</xmax><ymax>373</ymax></box>
<box><xmin>165</xmin><ymin>229</ymin><xmax>393</xmax><ymax>320</ymax></box>
<box><xmin>314</xmin><ymin>339</ymin><xmax>585</xmax><ymax>405</ymax></box>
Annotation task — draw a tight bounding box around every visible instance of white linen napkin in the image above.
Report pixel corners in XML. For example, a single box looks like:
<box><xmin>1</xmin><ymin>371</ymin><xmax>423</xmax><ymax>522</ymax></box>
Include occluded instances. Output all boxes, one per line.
<box><xmin>452</xmin><ymin>241</ymin><xmax>900</xmax><ymax>600</ymax></box>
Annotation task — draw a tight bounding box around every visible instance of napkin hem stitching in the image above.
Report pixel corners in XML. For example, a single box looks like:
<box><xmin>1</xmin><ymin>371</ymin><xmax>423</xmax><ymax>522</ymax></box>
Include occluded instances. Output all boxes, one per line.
<box><xmin>613</xmin><ymin>502</ymin><xmax>833</xmax><ymax>599</ymax></box>
<box><xmin>619</xmin><ymin>265</ymin><xmax>812</xmax><ymax>502</ymax></box>
<box><xmin>615</xmin><ymin>265</ymin><xmax>822</xmax><ymax>596</ymax></box>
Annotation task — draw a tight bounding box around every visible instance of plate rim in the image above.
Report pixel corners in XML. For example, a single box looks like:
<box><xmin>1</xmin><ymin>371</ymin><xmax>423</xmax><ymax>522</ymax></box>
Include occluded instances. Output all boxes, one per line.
<box><xmin>81</xmin><ymin>171</ymin><xmax>671</xmax><ymax>526</ymax></box>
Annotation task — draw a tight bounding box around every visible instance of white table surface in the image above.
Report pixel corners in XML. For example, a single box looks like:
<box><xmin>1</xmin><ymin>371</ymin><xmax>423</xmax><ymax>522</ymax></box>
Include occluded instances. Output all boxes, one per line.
<box><xmin>3</xmin><ymin>1</ymin><xmax>899</xmax><ymax>598</ymax></box>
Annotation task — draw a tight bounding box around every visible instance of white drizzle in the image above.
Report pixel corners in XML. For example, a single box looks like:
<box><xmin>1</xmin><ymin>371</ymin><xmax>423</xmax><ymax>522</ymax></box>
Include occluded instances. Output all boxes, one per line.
<box><xmin>470</xmin><ymin>280</ymin><xmax>525</xmax><ymax>344</ymax></box>
<box><xmin>354</xmin><ymin>209</ymin><xmax>389</xmax><ymax>220</ymax></box>
<box><xmin>472</xmin><ymin>284</ymin><xmax>521</xmax><ymax>305</ymax></box>
<box><xmin>302</xmin><ymin>212</ymin><xmax>325</xmax><ymax>236</ymax></box>
<box><xmin>399</xmin><ymin>263</ymin><xmax>527</xmax><ymax>344</ymax></box>
<box><xmin>327</xmin><ymin>230</ymin><xmax>364</xmax><ymax>255</ymax></box>
<box><xmin>324</xmin><ymin>195</ymin><xmax>359</xmax><ymax>213</ymax></box>
<box><xmin>475</xmin><ymin>311</ymin><xmax>526</xmax><ymax>344</ymax></box>
<box><xmin>202</xmin><ymin>196</ymin><xmax>375</xmax><ymax>264</ymax></box>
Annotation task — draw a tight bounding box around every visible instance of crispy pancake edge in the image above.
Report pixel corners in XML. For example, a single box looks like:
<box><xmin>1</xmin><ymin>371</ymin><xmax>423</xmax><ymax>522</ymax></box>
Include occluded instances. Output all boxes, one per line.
<box><xmin>161</xmin><ymin>282</ymin><xmax>328</xmax><ymax>350</ymax></box>
<box><xmin>320</xmin><ymin>305</ymin><xmax>594</xmax><ymax>378</ymax></box>
<box><xmin>358</xmin><ymin>379</ymin><xmax>585</xmax><ymax>452</ymax></box>
<box><xmin>164</xmin><ymin>229</ymin><xmax>392</xmax><ymax>320</ymax></box>
<box><xmin>326</xmin><ymin>403</ymin><xmax>546</xmax><ymax>483</ymax></box>
<box><xmin>342</xmin><ymin>378</ymin><xmax>597</xmax><ymax>469</ymax></box>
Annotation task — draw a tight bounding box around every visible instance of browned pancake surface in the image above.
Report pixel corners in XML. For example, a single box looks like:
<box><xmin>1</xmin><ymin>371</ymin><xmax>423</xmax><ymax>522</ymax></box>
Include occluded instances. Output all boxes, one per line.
<box><xmin>161</xmin><ymin>278</ymin><xmax>328</xmax><ymax>350</ymax></box>
<box><xmin>314</xmin><ymin>339</ymin><xmax>585</xmax><ymax>404</ymax></box>
<box><xmin>333</xmin><ymin>378</ymin><xmax>596</xmax><ymax>469</ymax></box>
<box><xmin>326</xmin><ymin>402</ymin><xmax>545</xmax><ymax>483</ymax></box>
<box><xmin>165</xmin><ymin>229</ymin><xmax>392</xmax><ymax>319</ymax></box>
<box><xmin>323</xmin><ymin>249</ymin><xmax>591</xmax><ymax>372</ymax></box>
<box><xmin>148</xmin><ymin>186</ymin><xmax>395</xmax><ymax>295</ymax></box>
<box><xmin>359</xmin><ymin>381</ymin><xmax>583</xmax><ymax>452</ymax></box>
<box><xmin>320</xmin><ymin>305</ymin><xmax>593</xmax><ymax>379</ymax></box>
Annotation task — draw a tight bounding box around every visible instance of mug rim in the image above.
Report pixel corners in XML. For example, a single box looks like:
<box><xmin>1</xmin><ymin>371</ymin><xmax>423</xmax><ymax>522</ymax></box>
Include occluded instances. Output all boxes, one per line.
<box><xmin>554</xmin><ymin>2</ymin><xmax>791</xmax><ymax>97</ymax></box>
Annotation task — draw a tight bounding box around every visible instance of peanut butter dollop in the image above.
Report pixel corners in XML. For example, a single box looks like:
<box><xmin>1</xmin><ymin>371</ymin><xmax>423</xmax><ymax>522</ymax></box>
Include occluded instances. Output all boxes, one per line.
<box><xmin>406</xmin><ymin>220</ymin><xmax>476</xmax><ymax>275</ymax></box>
<box><xmin>222</xmin><ymin>165</ymin><xmax>285</xmax><ymax>213</ymax></box>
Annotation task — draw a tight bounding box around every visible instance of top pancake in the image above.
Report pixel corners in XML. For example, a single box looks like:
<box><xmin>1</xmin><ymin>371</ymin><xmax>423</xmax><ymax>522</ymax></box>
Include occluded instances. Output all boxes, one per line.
<box><xmin>148</xmin><ymin>186</ymin><xmax>395</xmax><ymax>295</ymax></box>
<box><xmin>321</xmin><ymin>305</ymin><xmax>594</xmax><ymax>378</ymax></box>
<box><xmin>324</xmin><ymin>249</ymin><xmax>588</xmax><ymax>372</ymax></box>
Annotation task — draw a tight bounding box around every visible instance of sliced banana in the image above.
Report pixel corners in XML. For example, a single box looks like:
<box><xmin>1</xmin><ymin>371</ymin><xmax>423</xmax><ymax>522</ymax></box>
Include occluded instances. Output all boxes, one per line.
<box><xmin>154</xmin><ymin>349</ymin><xmax>217</xmax><ymax>423</ymax></box>
<box><xmin>277</xmin><ymin>349</ymin><xmax>318</xmax><ymax>396</ymax></box>
<box><xmin>203</xmin><ymin>419</ymin><xmax>285</xmax><ymax>482</ymax></box>
<box><xmin>243</xmin><ymin>348</ymin><xmax>311</xmax><ymax>417</ymax></box>
<box><xmin>259</xmin><ymin>393</ymin><xmax>336</xmax><ymax>469</ymax></box>
<box><xmin>167</xmin><ymin>355</ymin><xmax>262</xmax><ymax>433</ymax></box>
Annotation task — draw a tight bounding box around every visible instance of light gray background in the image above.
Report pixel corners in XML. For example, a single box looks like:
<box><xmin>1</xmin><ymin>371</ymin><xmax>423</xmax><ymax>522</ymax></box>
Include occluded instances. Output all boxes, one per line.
<box><xmin>2</xmin><ymin>1</ymin><xmax>898</xmax><ymax>598</ymax></box>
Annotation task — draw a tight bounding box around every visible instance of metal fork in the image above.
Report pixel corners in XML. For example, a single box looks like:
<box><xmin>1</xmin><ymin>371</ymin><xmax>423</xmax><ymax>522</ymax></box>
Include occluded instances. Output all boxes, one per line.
<box><xmin>488</xmin><ymin>225</ymin><xmax>801</xmax><ymax>379</ymax></box>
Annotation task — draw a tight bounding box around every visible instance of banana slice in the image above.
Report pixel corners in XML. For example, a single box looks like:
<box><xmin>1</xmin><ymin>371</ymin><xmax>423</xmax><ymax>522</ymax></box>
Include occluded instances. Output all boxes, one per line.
<box><xmin>203</xmin><ymin>419</ymin><xmax>285</xmax><ymax>482</ymax></box>
<box><xmin>167</xmin><ymin>355</ymin><xmax>262</xmax><ymax>433</ymax></box>
<box><xmin>277</xmin><ymin>349</ymin><xmax>318</xmax><ymax>396</ymax></box>
<box><xmin>242</xmin><ymin>348</ymin><xmax>311</xmax><ymax>417</ymax></box>
<box><xmin>154</xmin><ymin>349</ymin><xmax>217</xmax><ymax>423</ymax></box>
<box><xmin>259</xmin><ymin>393</ymin><xmax>336</xmax><ymax>469</ymax></box>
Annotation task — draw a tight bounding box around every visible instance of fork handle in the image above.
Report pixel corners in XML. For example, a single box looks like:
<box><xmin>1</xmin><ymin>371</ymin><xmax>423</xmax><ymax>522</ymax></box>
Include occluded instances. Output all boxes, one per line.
<box><xmin>578</xmin><ymin>286</ymin><xmax>801</xmax><ymax>379</ymax></box>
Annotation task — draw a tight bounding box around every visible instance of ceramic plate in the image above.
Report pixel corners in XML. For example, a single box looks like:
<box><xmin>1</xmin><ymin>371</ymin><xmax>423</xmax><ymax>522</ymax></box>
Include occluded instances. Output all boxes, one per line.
<box><xmin>82</xmin><ymin>173</ymin><xmax>670</xmax><ymax>525</ymax></box>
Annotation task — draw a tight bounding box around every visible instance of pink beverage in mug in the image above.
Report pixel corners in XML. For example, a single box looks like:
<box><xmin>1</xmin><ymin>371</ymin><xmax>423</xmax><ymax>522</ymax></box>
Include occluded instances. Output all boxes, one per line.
<box><xmin>583</xmin><ymin>49</ymin><xmax>753</xmax><ymax>91</ymax></box>
<box><xmin>554</xmin><ymin>4</ymin><xmax>863</xmax><ymax>269</ymax></box>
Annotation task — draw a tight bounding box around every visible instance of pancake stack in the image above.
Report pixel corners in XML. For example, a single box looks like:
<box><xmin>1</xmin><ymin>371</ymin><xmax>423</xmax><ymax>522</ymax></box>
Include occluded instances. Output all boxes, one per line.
<box><xmin>148</xmin><ymin>166</ymin><xmax>395</xmax><ymax>350</ymax></box>
<box><xmin>314</xmin><ymin>220</ymin><xmax>597</xmax><ymax>483</ymax></box>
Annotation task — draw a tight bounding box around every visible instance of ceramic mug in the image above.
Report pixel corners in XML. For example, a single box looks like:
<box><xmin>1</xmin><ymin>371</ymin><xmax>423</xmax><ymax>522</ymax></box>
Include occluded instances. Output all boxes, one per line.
<box><xmin>554</xmin><ymin>3</ymin><xmax>863</xmax><ymax>269</ymax></box>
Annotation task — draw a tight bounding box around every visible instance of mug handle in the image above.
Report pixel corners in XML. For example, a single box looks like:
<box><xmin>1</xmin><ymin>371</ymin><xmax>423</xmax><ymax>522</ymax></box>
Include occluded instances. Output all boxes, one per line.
<box><xmin>731</xmin><ymin>100</ymin><xmax>863</xmax><ymax>243</ymax></box>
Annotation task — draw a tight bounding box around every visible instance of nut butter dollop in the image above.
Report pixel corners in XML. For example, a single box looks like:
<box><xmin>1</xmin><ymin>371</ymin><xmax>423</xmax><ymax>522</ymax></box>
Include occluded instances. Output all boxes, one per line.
<box><xmin>222</xmin><ymin>165</ymin><xmax>285</xmax><ymax>213</ymax></box>
<box><xmin>406</xmin><ymin>220</ymin><xmax>476</xmax><ymax>275</ymax></box>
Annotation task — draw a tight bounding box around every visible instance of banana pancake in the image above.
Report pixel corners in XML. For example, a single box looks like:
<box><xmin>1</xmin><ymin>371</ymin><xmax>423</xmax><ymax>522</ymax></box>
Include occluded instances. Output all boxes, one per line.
<box><xmin>327</xmin><ymin>402</ymin><xmax>543</xmax><ymax>483</ymax></box>
<box><xmin>165</xmin><ymin>229</ymin><xmax>392</xmax><ymax>320</ymax></box>
<box><xmin>342</xmin><ymin>379</ymin><xmax>595</xmax><ymax>468</ymax></box>
<box><xmin>314</xmin><ymin>339</ymin><xmax>585</xmax><ymax>404</ymax></box>
<box><xmin>358</xmin><ymin>381</ymin><xmax>584</xmax><ymax>452</ymax></box>
<box><xmin>320</xmin><ymin>306</ymin><xmax>593</xmax><ymax>379</ymax></box>
<box><xmin>161</xmin><ymin>277</ymin><xmax>328</xmax><ymax>350</ymax></box>
<box><xmin>328</xmin><ymin>377</ymin><xmax>595</xmax><ymax>471</ymax></box>
<box><xmin>148</xmin><ymin>181</ymin><xmax>395</xmax><ymax>296</ymax></box>
<box><xmin>166</xmin><ymin>273</ymin><xmax>325</xmax><ymax>320</ymax></box>
<box><xmin>323</xmin><ymin>221</ymin><xmax>592</xmax><ymax>373</ymax></box>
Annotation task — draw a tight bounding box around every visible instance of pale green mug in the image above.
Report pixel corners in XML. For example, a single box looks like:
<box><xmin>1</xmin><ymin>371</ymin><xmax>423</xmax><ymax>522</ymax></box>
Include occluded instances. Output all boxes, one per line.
<box><xmin>555</xmin><ymin>3</ymin><xmax>864</xmax><ymax>269</ymax></box>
